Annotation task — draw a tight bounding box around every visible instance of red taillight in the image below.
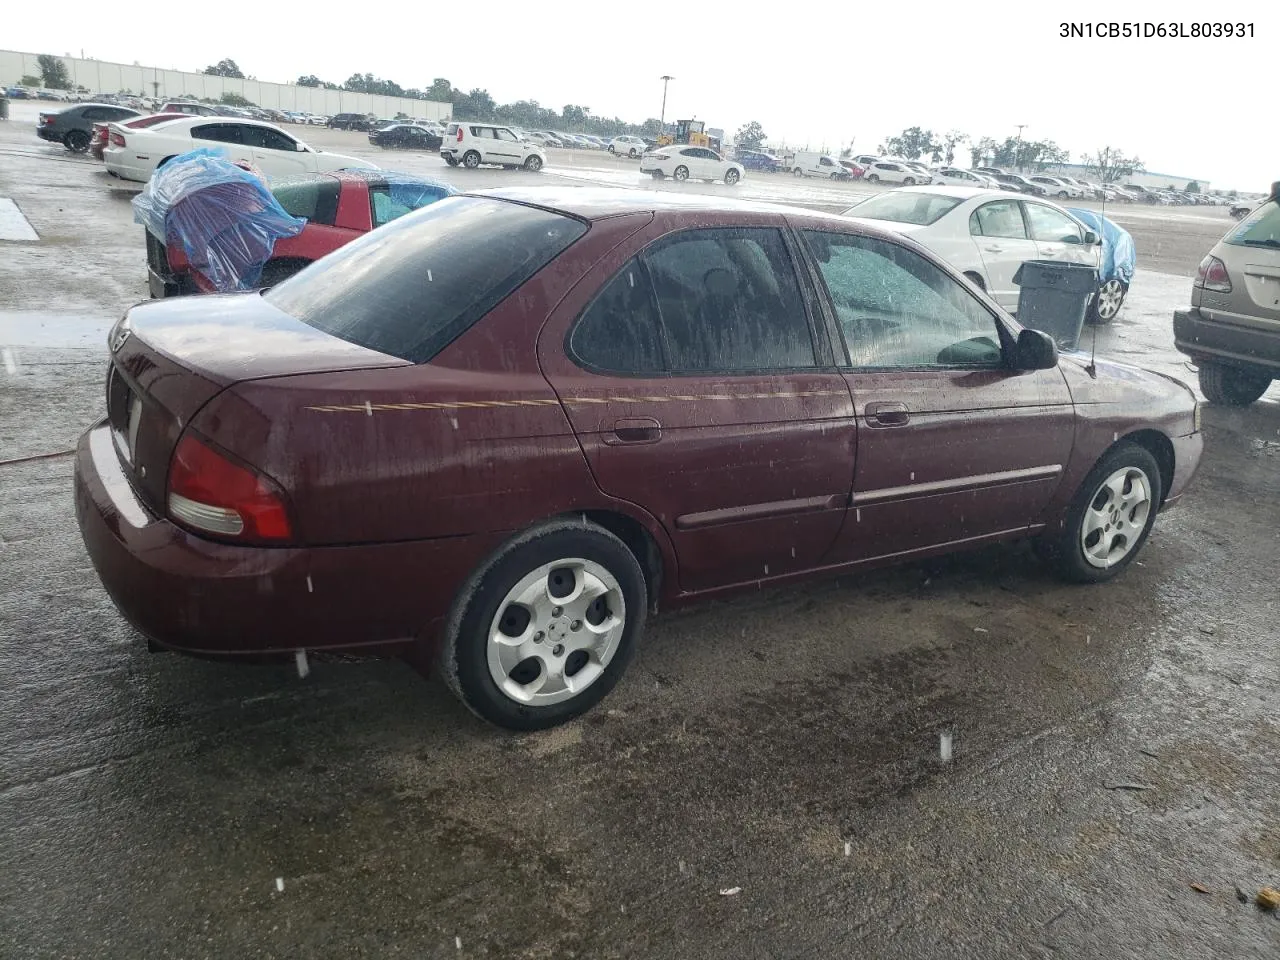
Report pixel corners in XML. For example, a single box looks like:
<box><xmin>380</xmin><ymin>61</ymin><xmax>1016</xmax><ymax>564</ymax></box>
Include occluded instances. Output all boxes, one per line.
<box><xmin>109</xmin><ymin>131</ymin><xmax>126</xmax><ymax>147</ymax></box>
<box><xmin>456</xmin><ymin>126</ymin><xmax>464</xmax><ymax>142</ymax></box>
<box><xmin>1194</xmin><ymin>254</ymin><xmax>1232</xmax><ymax>293</ymax></box>
<box><xmin>40</xmin><ymin>114</ymin><xmax>54</xmax><ymax>126</ymax></box>
<box><xmin>167</xmin><ymin>433</ymin><xmax>292</xmax><ymax>542</ymax></box>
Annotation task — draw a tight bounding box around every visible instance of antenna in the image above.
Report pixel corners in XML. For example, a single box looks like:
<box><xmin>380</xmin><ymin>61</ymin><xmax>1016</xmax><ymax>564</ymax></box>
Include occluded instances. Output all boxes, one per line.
<box><xmin>1086</xmin><ymin>169</ymin><xmax>1106</xmax><ymax>378</ymax></box>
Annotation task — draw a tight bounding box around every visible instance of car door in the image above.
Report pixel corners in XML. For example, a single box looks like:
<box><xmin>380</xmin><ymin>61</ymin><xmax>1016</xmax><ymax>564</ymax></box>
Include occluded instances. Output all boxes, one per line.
<box><xmin>189</xmin><ymin>122</ymin><xmax>255</xmax><ymax>167</ymax></box>
<box><xmin>966</xmin><ymin>198</ymin><xmax>1040</xmax><ymax>309</ymax></box>
<box><xmin>487</xmin><ymin>126</ymin><xmax>523</xmax><ymax>164</ymax></box>
<box><xmin>796</xmin><ymin>226</ymin><xmax>1074</xmax><ymax>563</ymax></box>
<box><xmin>240</xmin><ymin>124</ymin><xmax>312</xmax><ymax>176</ymax></box>
<box><xmin>539</xmin><ymin>221</ymin><xmax>857</xmax><ymax>593</ymax></box>
<box><xmin>1024</xmin><ymin>201</ymin><xmax>1097</xmax><ymax>270</ymax></box>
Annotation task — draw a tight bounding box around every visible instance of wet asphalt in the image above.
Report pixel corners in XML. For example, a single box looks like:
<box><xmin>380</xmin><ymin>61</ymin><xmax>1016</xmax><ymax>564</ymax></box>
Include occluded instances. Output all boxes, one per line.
<box><xmin>2</xmin><ymin>105</ymin><xmax>1278</xmax><ymax>959</ymax></box>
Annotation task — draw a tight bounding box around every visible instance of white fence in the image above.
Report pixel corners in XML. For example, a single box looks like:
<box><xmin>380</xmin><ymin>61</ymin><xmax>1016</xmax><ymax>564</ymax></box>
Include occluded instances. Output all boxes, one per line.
<box><xmin>1</xmin><ymin>49</ymin><xmax>452</xmax><ymax>121</ymax></box>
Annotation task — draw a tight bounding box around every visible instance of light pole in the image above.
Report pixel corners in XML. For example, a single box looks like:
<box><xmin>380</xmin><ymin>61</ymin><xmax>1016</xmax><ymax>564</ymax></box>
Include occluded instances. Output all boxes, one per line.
<box><xmin>1014</xmin><ymin>123</ymin><xmax>1028</xmax><ymax>171</ymax></box>
<box><xmin>659</xmin><ymin>75</ymin><xmax>673</xmax><ymax>135</ymax></box>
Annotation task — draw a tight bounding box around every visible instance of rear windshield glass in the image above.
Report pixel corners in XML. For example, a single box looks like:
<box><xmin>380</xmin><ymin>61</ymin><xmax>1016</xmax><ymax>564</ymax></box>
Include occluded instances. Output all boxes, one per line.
<box><xmin>265</xmin><ymin>196</ymin><xmax>587</xmax><ymax>362</ymax></box>
<box><xmin>843</xmin><ymin>192</ymin><xmax>964</xmax><ymax>226</ymax></box>
<box><xmin>1226</xmin><ymin>200</ymin><xmax>1280</xmax><ymax>249</ymax></box>
<box><xmin>271</xmin><ymin>177</ymin><xmax>341</xmax><ymax>226</ymax></box>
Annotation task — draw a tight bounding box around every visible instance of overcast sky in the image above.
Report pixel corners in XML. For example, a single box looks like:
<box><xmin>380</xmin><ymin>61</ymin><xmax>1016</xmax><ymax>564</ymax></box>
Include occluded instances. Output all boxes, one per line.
<box><xmin>7</xmin><ymin>1</ymin><xmax>1274</xmax><ymax>189</ymax></box>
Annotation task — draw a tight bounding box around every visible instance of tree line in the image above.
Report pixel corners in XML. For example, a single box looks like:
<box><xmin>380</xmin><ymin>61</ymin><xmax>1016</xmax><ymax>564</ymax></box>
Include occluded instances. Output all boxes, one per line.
<box><xmin>875</xmin><ymin>126</ymin><xmax>1145</xmax><ymax>184</ymax></box>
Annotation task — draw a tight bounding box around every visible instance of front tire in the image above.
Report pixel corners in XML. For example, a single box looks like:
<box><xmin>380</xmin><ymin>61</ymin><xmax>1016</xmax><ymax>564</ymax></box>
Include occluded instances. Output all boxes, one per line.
<box><xmin>255</xmin><ymin>259</ymin><xmax>306</xmax><ymax>289</ymax></box>
<box><xmin>724</xmin><ymin>168</ymin><xmax>741</xmax><ymax>185</ymax></box>
<box><xmin>442</xmin><ymin>520</ymin><xmax>646</xmax><ymax>730</ymax></box>
<box><xmin>64</xmin><ymin>129</ymin><xmax>90</xmax><ymax>153</ymax></box>
<box><xmin>1087</xmin><ymin>278</ymin><xmax>1127</xmax><ymax>324</ymax></box>
<box><xmin>523</xmin><ymin>154</ymin><xmax>543</xmax><ymax>171</ymax></box>
<box><xmin>867</xmin><ymin>173</ymin><xmax>879</xmax><ymax>183</ymax></box>
<box><xmin>673</xmin><ymin>165</ymin><xmax>689</xmax><ymax>182</ymax></box>
<box><xmin>1039</xmin><ymin>442</ymin><xmax>1162</xmax><ymax>583</ymax></box>
<box><xmin>903</xmin><ymin>177</ymin><xmax>916</xmax><ymax>186</ymax></box>
<box><xmin>463</xmin><ymin>150</ymin><xmax>481</xmax><ymax>169</ymax></box>
<box><xmin>1197</xmin><ymin>361</ymin><xmax>1272</xmax><ymax>406</ymax></box>
<box><xmin>628</xmin><ymin>148</ymin><xmax>638</xmax><ymax>158</ymax></box>
<box><xmin>793</xmin><ymin>167</ymin><xmax>803</xmax><ymax>177</ymax></box>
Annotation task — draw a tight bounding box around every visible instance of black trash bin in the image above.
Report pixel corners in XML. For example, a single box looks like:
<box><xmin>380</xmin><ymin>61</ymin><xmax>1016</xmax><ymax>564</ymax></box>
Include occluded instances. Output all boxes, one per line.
<box><xmin>1012</xmin><ymin>259</ymin><xmax>1098</xmax><ymax>351</ymax></box>
<box><xmin>0</xmin><ymin>96</ymin><xmax>10</xmax><ymax>121</ymax></box>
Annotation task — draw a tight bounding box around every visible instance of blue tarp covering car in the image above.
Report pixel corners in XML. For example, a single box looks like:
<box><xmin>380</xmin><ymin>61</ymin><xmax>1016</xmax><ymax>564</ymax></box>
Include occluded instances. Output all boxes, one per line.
<box><xmin>132</xmin><ymin>149</ymin><xmax>307</xmax><ymax>293</ymax></box>
<box><xmin>1066</xmin><ymin>207</ymin><xmax>1136</xmax><ymax>287</ymax></box>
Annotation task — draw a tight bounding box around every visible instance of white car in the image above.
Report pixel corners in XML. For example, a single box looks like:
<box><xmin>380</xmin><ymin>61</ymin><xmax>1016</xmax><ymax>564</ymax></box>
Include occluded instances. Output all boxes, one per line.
<box><xmin>525</xmin><ymin>131</ymin><xmax>561</xmax><ymax>148</ymax></box>
<box><xmin>841</xmin><ymin>186</ymin><xmax>1103</xmax><ymax>311</ymax></box>
<box><xmin>792</xmin><ymin>152</ymin><xmax>850</xmax><ymax>179</ymax></box>
<box><xmin>608</xmin><ymin>135</ymin><xmax>648</xmax><ymax>158</ymax></box>
<box><xmin>863</xmin><ymin>161</ymin><xmax>927</xmax><ymax>186</ymax></box>
<box><xmin>102</xmin><ymin>116</ymin><xmax>375</xmax><ymax>183</ymax></box>
<box><xmin>1028</xmin><ymin>175</ymin><xmax>1084</xmax><ymax>199</ymax></box>
<box><xmin>932</xmin><ymin>167</ymin><xmax>996</xmax><ymax>189</ymax></box>
<box><xmin>440</xmin><ymin>121</ymin><xmax>546</xmax><ymax>170</ymax></box>
<box><xmin>639</xmin><ymin>145</ymin><xmax>744</xmax><ymax>184</ymax></box>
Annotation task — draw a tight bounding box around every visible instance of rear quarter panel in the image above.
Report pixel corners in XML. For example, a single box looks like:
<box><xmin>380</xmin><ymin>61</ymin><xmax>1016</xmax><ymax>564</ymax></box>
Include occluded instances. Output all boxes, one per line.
<box><xmin>187</xmin><ymin>212</ymin><xmax>674</xmax><ymax>556</ymax></box>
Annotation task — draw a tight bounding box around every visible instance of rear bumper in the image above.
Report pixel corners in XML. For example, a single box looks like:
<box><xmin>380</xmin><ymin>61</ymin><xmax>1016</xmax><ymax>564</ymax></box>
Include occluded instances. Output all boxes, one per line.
<box><xmin>1174</xmin><ymin>307</ymin><xmax>1280</xmax><ymax>374</ymax></box>
<box><xmin>74</xmin><ymin>422</ymin><xmax>504</xmax><ymax>661</ymax></box>
<box><xmin>36</xmin><ymin>127</ymin><xmax>58</xmax><ymax>142</ymax></box>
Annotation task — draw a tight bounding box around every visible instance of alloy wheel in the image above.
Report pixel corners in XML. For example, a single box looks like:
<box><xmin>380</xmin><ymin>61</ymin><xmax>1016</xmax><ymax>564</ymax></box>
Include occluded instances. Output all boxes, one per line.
<box><xmin>486</xmin><ymin>558</ymin><xmax>626</xmax><ymax>706</ymax></box>
<box><xmin>1095</xmin><ymin>279</ymin><xmax>1126</xmax><ymax>320</ymax></box>
<box><xmin>1080</xmin><ymin>467</ymin><xmax>1152</xmax><ymax>569</ymax></box>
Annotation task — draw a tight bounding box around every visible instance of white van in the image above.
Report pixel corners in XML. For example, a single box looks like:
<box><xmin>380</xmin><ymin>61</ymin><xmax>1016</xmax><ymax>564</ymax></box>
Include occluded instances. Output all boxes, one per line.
<box><xmin>441</xmin><ymin>122</ymin><xmax>546</xmax><ymax>171</ymax></box>
<box><xmin>791</xmin><ymin>152</ymin><xmax>850</xmax><ymax>180</ymax></box>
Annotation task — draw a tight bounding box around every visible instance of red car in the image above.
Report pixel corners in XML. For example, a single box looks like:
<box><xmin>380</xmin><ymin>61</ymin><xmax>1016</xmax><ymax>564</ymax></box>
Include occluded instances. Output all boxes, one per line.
<box><xmin>74</xmin><ymin>188</ymin><xmax>1203</xmax><ymax>729</ymax></box>
<box><xmin>839</xmin><ymin>159</ymin><xmax>866</xmax><ymax>180</ymax></box>
<box><xmin>146</xmin><ymin>170</ymin><xmax>456</xmax><ymax>297</ymax></box>
<box><xmin>90</xmin><ymin>113</ymin><xmax>188</xmax><ymax>161</ymax></box>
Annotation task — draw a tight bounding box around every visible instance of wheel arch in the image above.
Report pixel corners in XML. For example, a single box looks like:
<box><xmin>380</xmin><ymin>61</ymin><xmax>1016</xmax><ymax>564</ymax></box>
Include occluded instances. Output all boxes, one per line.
<box><xmin>577</xmin><ymin>509</ymin><xmax>667</xmax><ymax>613</ymax></box>
<box><xmin>1117</xmin><ymin>429</ymin><xmax>1175</xmax><ymax>504</ymax></box>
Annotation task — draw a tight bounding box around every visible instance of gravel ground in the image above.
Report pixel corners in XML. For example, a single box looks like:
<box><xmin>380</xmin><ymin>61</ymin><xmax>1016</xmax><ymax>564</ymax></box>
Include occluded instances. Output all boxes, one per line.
<box><xmin>2</xmin><ymin>106</ymin><xmax>1278</xmax><ymax>960</ymax></box>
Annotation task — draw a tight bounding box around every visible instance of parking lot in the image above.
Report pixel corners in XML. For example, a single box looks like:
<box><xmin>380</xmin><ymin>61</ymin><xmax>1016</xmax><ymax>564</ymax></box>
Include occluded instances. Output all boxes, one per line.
<box><xmin>2</xmin><ymin>101</ymin><xmax>1278</xmax><ymax>959</ymax></box>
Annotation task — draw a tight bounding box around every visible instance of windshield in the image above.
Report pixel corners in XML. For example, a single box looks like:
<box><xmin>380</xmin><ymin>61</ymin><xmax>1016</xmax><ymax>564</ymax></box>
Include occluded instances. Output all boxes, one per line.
<box><xmin>844</xmin><ymin>191</ymin><xmax>964</xmax><ymax>225</ymax></box>
<box><xmin>265</xmin><ymin>197</ymin><xmax>586</xmax><ymax>362</ymax></box>
<box><xmin>1226</xmin><ymin>200</ymin><xmax>1280</xmax><ymax>248</ymax></box>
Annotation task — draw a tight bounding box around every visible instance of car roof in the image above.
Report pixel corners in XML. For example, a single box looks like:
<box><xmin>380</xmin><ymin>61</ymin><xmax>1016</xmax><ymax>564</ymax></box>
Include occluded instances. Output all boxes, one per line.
<box><xmin>467</xmin><ymin>186</ymin><xmax>813</xmax><ymax>221</ymax></box>
<box><xmin>873</xmin><ymin>185</ymin><xmax>1004</xmax><ymax>200</ymax></box>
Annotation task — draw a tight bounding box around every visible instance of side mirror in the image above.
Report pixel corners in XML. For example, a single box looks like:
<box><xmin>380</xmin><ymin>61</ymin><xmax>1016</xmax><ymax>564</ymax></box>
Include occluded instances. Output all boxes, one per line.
<box><xmin>1015</xmin><ymin>328</ymin><xmax>1059</xmax><ymax>370</ymax></box>
<box><xmin>1083</xmin><ymin>229</ymin><xmax>1100</xmax><ymax>245</ymax></box>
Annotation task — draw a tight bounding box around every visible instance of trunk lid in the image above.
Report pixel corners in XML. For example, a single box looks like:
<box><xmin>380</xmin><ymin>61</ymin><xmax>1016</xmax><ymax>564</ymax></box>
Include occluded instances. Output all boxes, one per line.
<box><xmin>105</xmin><ymin>293</ymin><xmax>409</xmax><ymax>513</ymax></box>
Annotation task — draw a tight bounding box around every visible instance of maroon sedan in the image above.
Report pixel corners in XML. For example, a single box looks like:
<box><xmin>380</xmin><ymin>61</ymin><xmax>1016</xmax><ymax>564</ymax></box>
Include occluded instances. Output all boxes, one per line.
<box><xmin>74</xmin><ymin>188</ymin><xmax>1203</xmax><ymax>729</ymax></box>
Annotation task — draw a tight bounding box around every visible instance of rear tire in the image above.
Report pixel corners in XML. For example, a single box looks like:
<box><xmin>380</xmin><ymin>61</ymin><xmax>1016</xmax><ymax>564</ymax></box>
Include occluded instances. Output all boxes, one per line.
<box><xmin>64</xmin><ymin>129</ymin><xmax>90</xmax><ymax>153</ymax></box>
<box><xmin>628</xmin><ymin>147</ymin><xmax>638</xmax><ymax>158</ymax></box>
<box><xmin>441</xmin><ymin>519</ymin><xmax>646</xmax><ymax>730</ymax></box>
<box><xmin>651</xmin><ymin>170</ymin><xmax>664</xmax><ymax>180</ymax></box>
<box><xmin>1197</xmin><ymin>361</ymin><xmax>1272</xmax><ymax>406</ymax></box>
<box><xmin>793</xmin><ymin>167</ymin><xmax>803</xmax><ymax>177</ymax></box>
<box><xmin>444</xmin><ymin>156</ymin><xmax>458</xmax><ymax>167</ymax></box>
<box><xmin>1039</xmin><ymin>442</ymin><xmax>1162</xmax><ymax>584</ymax></box>
<box><xmin>463</xmin><ymin>150</ymin><xmax>481</xmax><ymax>169</ymax></box>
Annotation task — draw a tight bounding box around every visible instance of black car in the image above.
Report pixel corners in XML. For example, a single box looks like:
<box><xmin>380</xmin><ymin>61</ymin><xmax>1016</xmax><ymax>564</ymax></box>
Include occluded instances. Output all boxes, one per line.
<box><xmin>36</xmin><ymin>103</ymin><xmax>139</xmax><ymax>152</ymax></box>
<box><xmin>368</xmin><ymin>123</ymin><xmax>444</xmax><ymax>151</ymax></box>
<box><xmin>328</xmin><ymin>112</ymin><xmax>375</xmax><ymax>131</ymax></box>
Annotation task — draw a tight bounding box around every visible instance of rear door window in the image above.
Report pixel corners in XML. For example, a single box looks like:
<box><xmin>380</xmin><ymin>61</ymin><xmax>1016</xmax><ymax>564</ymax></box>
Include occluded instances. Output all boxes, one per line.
<box><xmin>639</xmin><ymin>227</ymin><xmax>817</xmax><ymax>373</ymax></box>
<box><xmin>192</xmin><ymin>123</ymin><xmax>244</xmax><ymax>145</ymax></box>
<box><xmin>270</xmin><ymin>178</ymin><xmax>341</xmax><ymax>225</ymax></box>
<box><xmin>241</xmin><ymin>125</ymin><xmax>297</xmax><ymax>151</ymax></box>
<box><xmin>569</xmin><ymin>258</ymin><xmax>665</xmax><ymax>374</ymax></box>
<box><xmin>969</xmin><ymin>200</ymin><xmax>1027</xmax><ymax>239</ymax></box>
<box><xmin>265</xmin><ymin>197</ymin><xmax>587</xmax><ymax>363</ymax></box>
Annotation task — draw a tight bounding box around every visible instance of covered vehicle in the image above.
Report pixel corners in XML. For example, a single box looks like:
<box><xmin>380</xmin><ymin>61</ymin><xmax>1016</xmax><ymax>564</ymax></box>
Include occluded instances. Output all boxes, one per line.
<box><xmin>143</xmin><ymin>163</ymin><xmax>457</xmax><ymax>297</ymax></box>
<box><xmin>134</xmin><ymin>149</ymin><xmax>307</xmax><ymax>295</ymax></box>
<box><xmin>1066</xmin><ymin>207</ymin><xmax>1137</xmax><ymax>323</ymax></box>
